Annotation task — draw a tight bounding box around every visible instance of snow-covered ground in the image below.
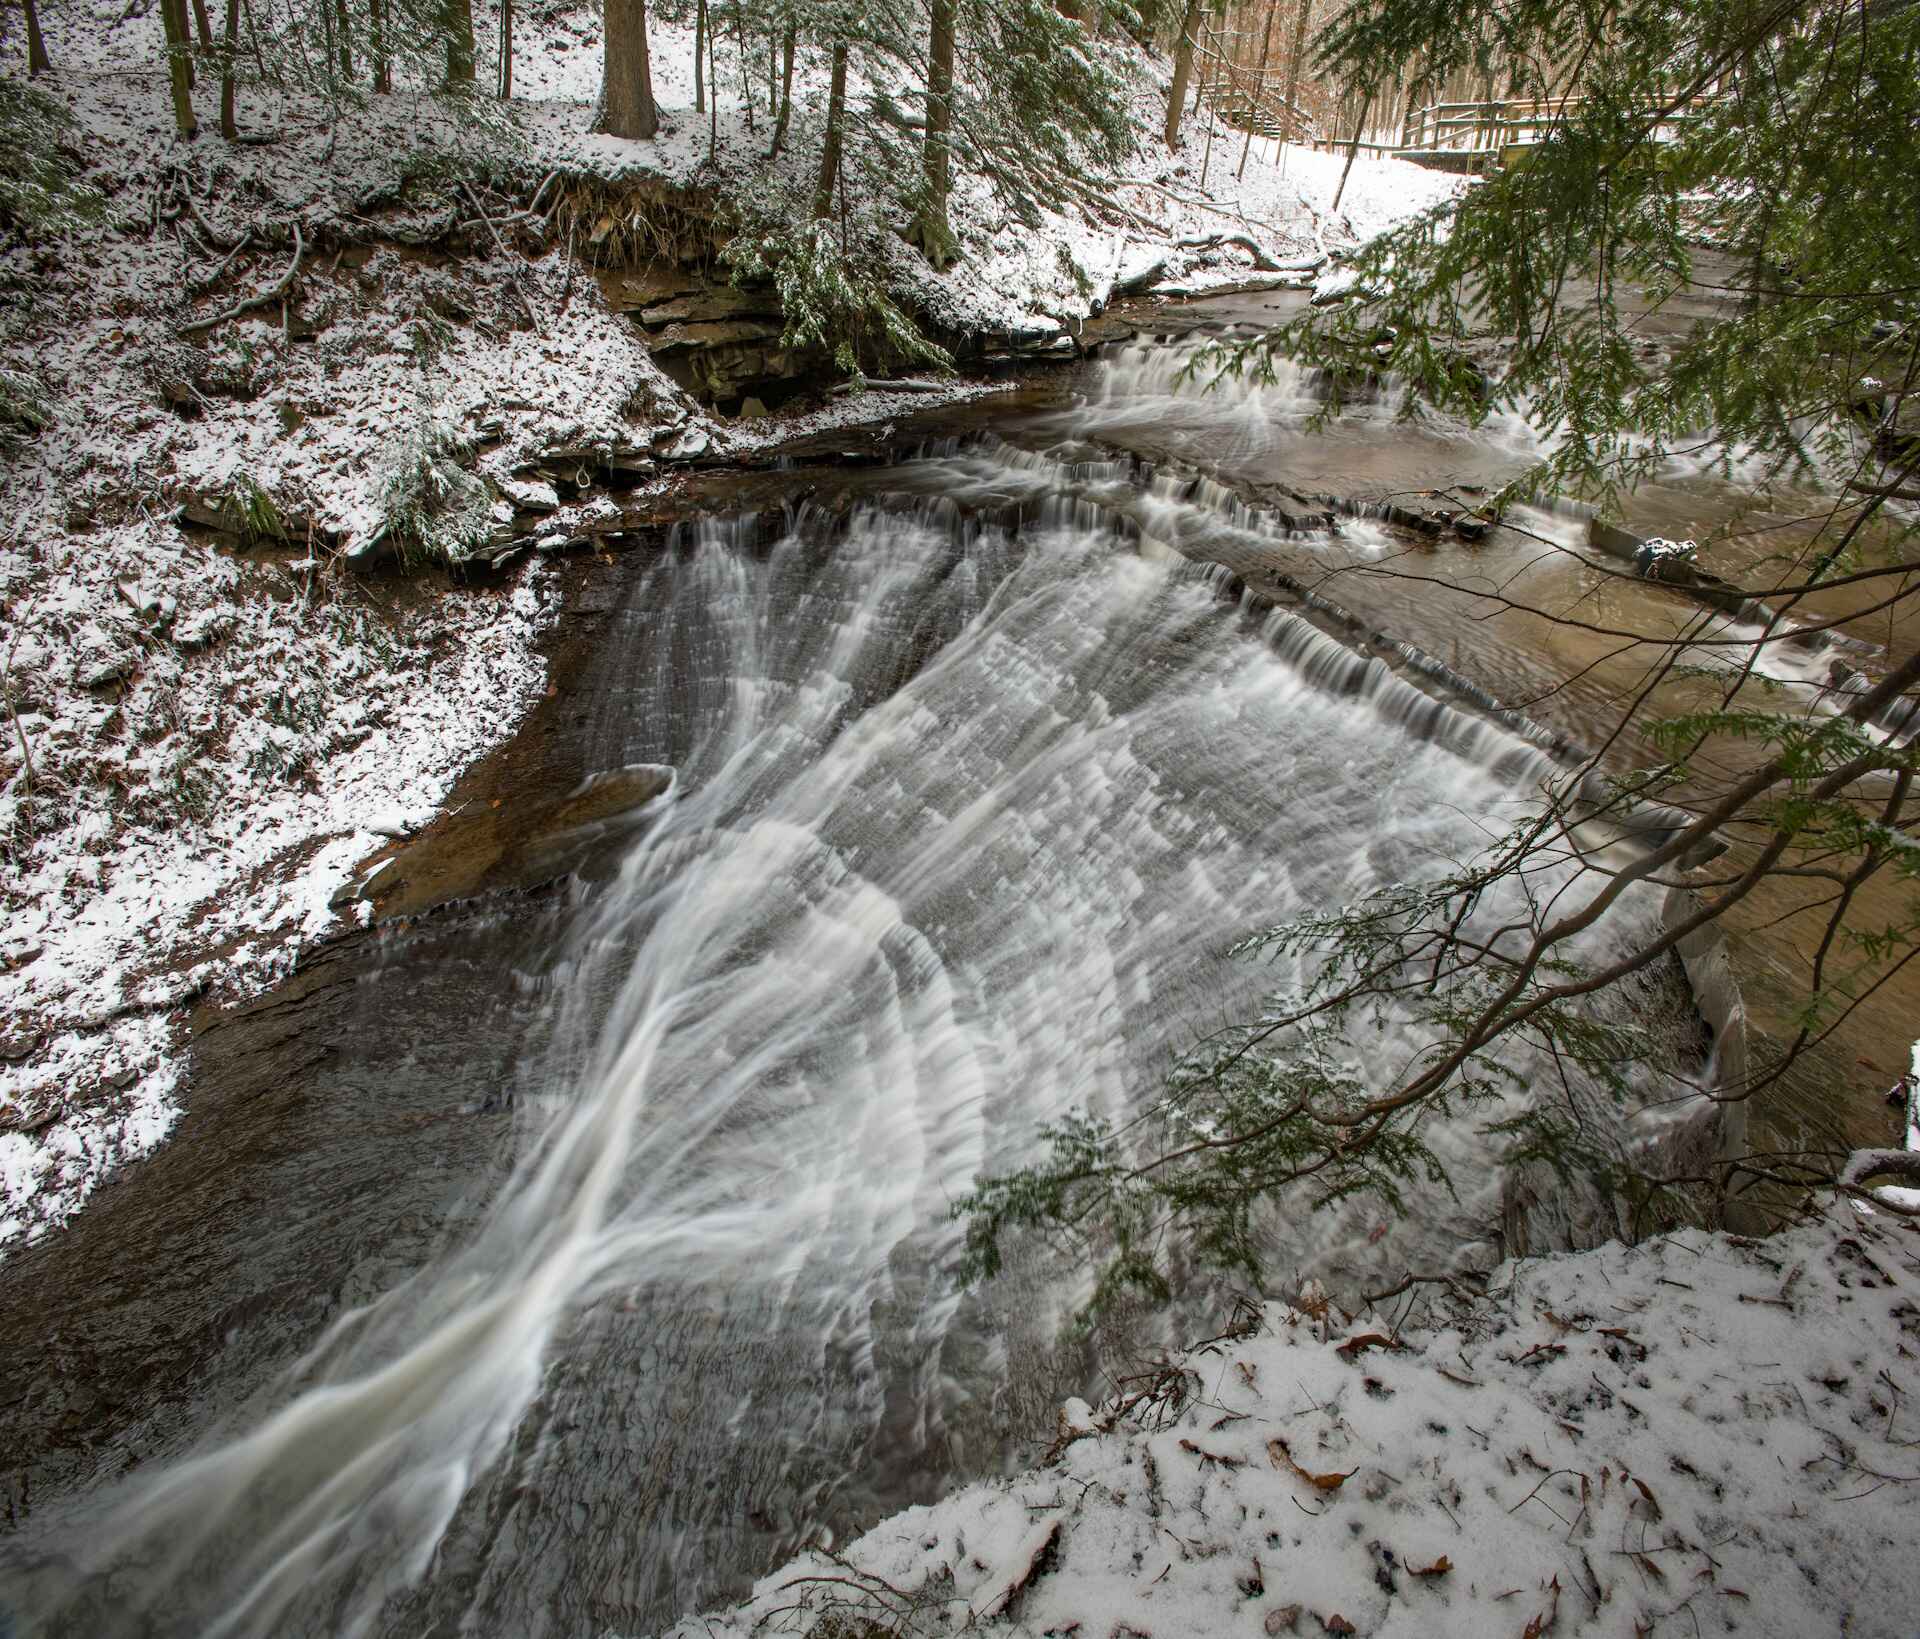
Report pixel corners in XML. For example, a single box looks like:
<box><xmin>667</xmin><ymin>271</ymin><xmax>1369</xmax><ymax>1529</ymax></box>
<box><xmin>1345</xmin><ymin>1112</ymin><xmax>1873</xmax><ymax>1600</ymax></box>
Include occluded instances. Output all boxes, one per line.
<box><xmin>0</xmin><ymin>7</ymin><xmax>1458</xmax><ymax>1245</ymax></box>
<box><xmin>670</xmin><ymin>1191</ymin><xmax>1920</xmax><ymax>1639</ymax></box>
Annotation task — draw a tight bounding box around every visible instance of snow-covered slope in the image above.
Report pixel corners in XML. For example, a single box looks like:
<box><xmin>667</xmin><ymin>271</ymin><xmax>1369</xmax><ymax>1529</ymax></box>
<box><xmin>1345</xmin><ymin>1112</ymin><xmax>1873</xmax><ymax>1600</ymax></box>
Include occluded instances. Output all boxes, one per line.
<box><xmin>670</xmin><ymin>1197</ymin><xmax>1920</xmax><ymax>1639</ymax></box>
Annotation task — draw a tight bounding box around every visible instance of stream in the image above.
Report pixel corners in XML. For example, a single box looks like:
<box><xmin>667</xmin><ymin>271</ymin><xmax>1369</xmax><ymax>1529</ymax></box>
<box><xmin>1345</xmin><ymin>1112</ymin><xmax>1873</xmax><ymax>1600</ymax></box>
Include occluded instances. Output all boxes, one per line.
<box><xmin>0</xmin><ymin>295</ymin><xmax>1907</xmax><ymax>1637</ymax></box>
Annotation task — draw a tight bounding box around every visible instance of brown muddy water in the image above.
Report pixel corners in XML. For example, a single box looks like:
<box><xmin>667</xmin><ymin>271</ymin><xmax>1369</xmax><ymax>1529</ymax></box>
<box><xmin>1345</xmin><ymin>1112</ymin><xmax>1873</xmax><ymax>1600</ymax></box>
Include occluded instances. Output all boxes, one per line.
<box><xmin>0</xmin><ymin>290</ymin><xmax>1910</xmax><ymax>1638</ymax></box>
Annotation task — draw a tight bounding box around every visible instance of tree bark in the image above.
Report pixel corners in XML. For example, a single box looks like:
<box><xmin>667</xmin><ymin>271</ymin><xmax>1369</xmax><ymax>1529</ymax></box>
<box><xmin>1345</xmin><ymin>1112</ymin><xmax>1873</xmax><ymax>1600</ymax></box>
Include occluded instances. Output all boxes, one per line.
<box><xmin>23</xmin><ymin>0</ymin><xmax>51</xmax><ymax>74</ymax></box>
<box><xmin>694</xmin><ymin>0</ymin><xmax>705</xmax><ymax>112</ymax></box>
<box><xmin>190</xmin><ymin>0</ymin><xmax>214</xmax><ymax>49</ymax></box>
<box><xmin>1165</xmin><ymin>0</ymin><xmax>1202</xmax><ymax>149</ymax></box>
<box><xmin>596</xmin><ymin>0</ymin><xmax>659</xmax><ymax>137</ymax></box>
<box><xmin>908</xmin><ymin>0</ymin><xmax>956</xmax><ymax>267</ymax></box>
<box><xmin>445</xmin><ymin>0</ymin><xmax>475</xmax><ymax>84</ymax></box>
<box><xmin>219</xmin><ymin>0</ymin><xmax>239</xmax><ymax>136</ymax></box>
<box><xmin>498</xmin><ymin>0</ymin><xmax>512</xmax><ymax>96</ymax></box>
<box><xmin>336</xmin><ymin>0</ymin><xmax>352</xmax><ymax>79</ymax></box>
<box><xmin>370</xmin><ymin>0</ymin><xmax>390</xmax><ymax>91</ymax></box>
<box><xmin>769</xmin><ymin>22</ymin><xmax>796</xmax><ymax>156</ymax></box>
<box><xmin>160</xmin><ymin>0</ymin><xmax>199</xmax><ymax>137</ymax></box>
<box><xmin>812</xmin><ymin>38</ymin><xmax>848</xmax><ymax>219</ymax></box>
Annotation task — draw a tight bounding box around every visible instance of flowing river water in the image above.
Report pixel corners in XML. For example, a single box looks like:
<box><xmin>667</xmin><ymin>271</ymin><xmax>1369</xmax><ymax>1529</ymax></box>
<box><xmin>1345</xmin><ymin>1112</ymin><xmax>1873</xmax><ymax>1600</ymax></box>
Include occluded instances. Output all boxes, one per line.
<box><xmin>1</xmin><ymin>294</ymin><xmax>1910</xmax><ymax>1636</ymax></box>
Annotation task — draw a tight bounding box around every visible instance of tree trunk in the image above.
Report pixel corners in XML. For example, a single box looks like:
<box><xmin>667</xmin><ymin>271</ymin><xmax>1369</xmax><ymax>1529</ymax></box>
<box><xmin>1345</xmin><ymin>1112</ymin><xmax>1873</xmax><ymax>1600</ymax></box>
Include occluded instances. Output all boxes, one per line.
<box><xmin>1280</xmin><ymin>0</ymin><xmax>1310</xmax><ymax>143</ymax></box>
<box><xmin>1165</xmin><ymin>0</ymin><xmax>1201</xmax><ymax>149</ymax></box>
<box><xmin>1329</xmin><ymin>87</ymin><xmax>1373</xmax><ymax>214</ymax></box>
<box><xmin>908</xmin><ymin>0</ymin><xmax>956</xmax><ymax>267</ymax></box>
<box><xmin>498</xmin><ymin>0</ymin><xmax>512</xmax><ymax>96</ymax></box>
<box><xmin>735</xmin><ymin>0</ymin><xmax>753</xmax><ymax>130</ymax></box>
<box><xmin>769</xmin><ymin>22</ymin><xmax>795</xmax><ymax>156</ymax></box>
<box><xmin>812</xmin><ymin>38</ymin><xmax>847</xmax><ymax>219</ymax></box>
<box><xmin>190</xmin><ymin>0</ymin><xmax>214</xmax><ymax>49</ymax></box>
<box><xmin>370</xmin><ymin>0</ymin><xmax>390</xmax><ymax>91</ymax></box>
<box><xmin>336</xmin><ymin>0</ymin><xmax>353</xmax><ymax>78</ymax></box>
<box><xmin>694</xmin><ymin>0</ymin><xmax>705</xmax><ymax>112</ymax></box>
<box><xmin>445</xmin><ymin>0</ymin><xmax>475</xmax><ymax>84</ymax></box>
<box><xmin>160</xmin><ymin>0</ymin><xmax>199</xmax><ymax>136</ymax></box>
<box><xmin>173</xmin><ymin>0</ymin><xmax>196</xmax><ymax>86</ymax></box>
<box><xmin>23</xmin><ymin>0</ymin><xmax>50</xmax><ymax>74</ymax></box>
<box><xmin>767</xmin><ymin>28</ymin><xmax>776</xmax><ymax>114</ymax></box>
<box><xmin>219</xmin><ymin>0</ymin><xmax>239</xmax><ymax>136</ymax></box>
<box><xmin>596</xmin><ymin>0</ymin><xmax>658</xmax><ymax>137</ymax></box>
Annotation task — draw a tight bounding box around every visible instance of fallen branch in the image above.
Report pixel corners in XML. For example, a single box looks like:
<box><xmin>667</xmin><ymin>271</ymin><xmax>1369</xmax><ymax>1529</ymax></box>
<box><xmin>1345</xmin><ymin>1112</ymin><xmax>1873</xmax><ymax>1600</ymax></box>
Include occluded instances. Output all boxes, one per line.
<box><xmin>826</xmin><ymin>377</ymin><xmax>955</xmax><ymax>397</ymax></box>
<box><xmin>1175</xmin><ymin>231</ymin><xmax>1284</xmax><ymax>271</ymax></box>
<box><xmin>180</xmin><ymin>221</ymin><xmax>304</xmax><ymax>336</ymax></box>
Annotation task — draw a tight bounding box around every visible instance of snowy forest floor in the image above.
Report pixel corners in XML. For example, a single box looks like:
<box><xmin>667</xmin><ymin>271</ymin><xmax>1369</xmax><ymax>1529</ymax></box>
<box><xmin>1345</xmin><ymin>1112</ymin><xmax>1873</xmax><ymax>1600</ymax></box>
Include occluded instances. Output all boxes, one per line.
<box><xmin>671</xmin><ymin>1197</ymin><xmax>1920</xmax><ymax>1639</ymax></box>
<box><xmin>0</xmin><ymin>0</ymin><xmax>1458</xmax><ymax>1247</ymax></box>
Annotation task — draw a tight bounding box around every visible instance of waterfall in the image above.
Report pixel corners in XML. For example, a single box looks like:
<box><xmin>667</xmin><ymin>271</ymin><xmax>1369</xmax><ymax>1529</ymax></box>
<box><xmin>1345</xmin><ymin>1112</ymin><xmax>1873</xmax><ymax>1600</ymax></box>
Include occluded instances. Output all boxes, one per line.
<box><xmin>8</xmin><ymin>455</ymin><xmax>1696</xmax><ymax>1639</ymax></box>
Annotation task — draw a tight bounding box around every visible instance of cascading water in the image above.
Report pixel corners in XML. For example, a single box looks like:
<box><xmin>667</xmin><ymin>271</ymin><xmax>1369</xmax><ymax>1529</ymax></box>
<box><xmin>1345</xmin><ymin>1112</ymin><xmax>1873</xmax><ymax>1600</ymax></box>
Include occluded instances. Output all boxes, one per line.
<box><xmin>6</xmin><ymin>445</ymin><xmax>1699</xmax><ymax>1637</ymax></box>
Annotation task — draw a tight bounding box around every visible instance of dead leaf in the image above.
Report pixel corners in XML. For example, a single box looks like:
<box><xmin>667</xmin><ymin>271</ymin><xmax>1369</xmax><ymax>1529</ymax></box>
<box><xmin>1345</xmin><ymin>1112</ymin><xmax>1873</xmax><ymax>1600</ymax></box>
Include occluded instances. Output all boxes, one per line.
<box><xmin>1521</xmin><ymin>1574</ymin><xmax>1561</xmax><ymax>1637</ymax></box>
<box><xmin>1630</xmin><ymin>1477</ymin><xmax>1662</xmax><ymax>1520</ymax></box>
<box><xmin>1267</xmin><ymin>1437</ymin><xmax>1356</xmax><ymax>1491</ymax></box>
<box><xmin>1409</xmin><ymin>1555</ymin><xmax>1452</xmax><ymax>1578</ymax></box>
<box><xmin>1324</xmin><ymin>1617</ymin><xmax>1356</xmax><ymax>1636</ymax></box>
<box><xmin>1336</xmin><ymin>1332</ymin><xmax>1403</xmax><ymax>1358</ymax></box>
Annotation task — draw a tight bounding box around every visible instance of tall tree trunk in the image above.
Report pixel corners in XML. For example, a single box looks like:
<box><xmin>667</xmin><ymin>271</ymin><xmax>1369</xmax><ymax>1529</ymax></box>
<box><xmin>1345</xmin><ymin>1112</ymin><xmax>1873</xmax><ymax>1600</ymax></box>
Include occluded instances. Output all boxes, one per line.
<box><xmin>769</xmin><ymin>22</ymin><xmax>795</xmax><ymax>156</ymax></box>
<box><xmin>735</xmin><ymin>0</ymin><xmax>753</xmax><ymax>130</ymax></box>
<box><xmin>160</xmin><ymin>0</ymin><xmax>199</xmax><ymax>137</ymax></box>
<box><xmin>908</xmin><ymin>0</ymin><xmax>955</xmax><ymax>267</ymax></box>
<box><xmin>766</xmin><ymin>28</ymin><xmax>777</xmax><ymax>114</ymax></box>
<box><xmin>370</xmin><ymin>0</ymin><xmax>391</xmax><ymax>91</ymax></box>
<box><xmin>23</xmin><ymin>0</ymin><xmax>51</xmax><ymax>74</ymax></box>
<box><xmin>1164</xmin><ymin>0</ymin><xmax>1201</xmax><ymax>149</ymax></box>
<box><xmin>173</xmin><ymin>0</ymin><xmax>196</xmax><ymax>86</ymax></box>
<box><xmin>694</xmin><ymin>0</ymin><xmax>705</xmax><ymax>112</ymax></box>
<box><xmin>1329</xmin><ymin>87</ymin><xmax>1372</xmax><ymax>213</ymax></box>
<box><xmin>1280</xmin><ymin>0</ymin><xmax>1309</xmax><ymax>143</ymax></box>
<box><xmin>812</xmin><ymin>38</ymin><xmax>847</xmax><ymax>219</ymax></box>
<box><xmin>219</xmin><ymin>0</ymin><xmax>239</xmax><ymax>136</ymax></box>
<box><xmin>498</xmin><ymin>0</ymin><xmax>512</xmax><ymax>95</ymax></box>
<box><xmin>445</xmin><ymin>0</ymin><xmax>475</xmax><ymax>84</ymax></box>
<box><xmin>190</xmin><ymin>0</ymin><xmax>214</xmax><ymax>49</ymax></box>
<box><xmin>596</xmin><ymin>0</ymin><xmax>658</xmax><ymax>137</ymax></box>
